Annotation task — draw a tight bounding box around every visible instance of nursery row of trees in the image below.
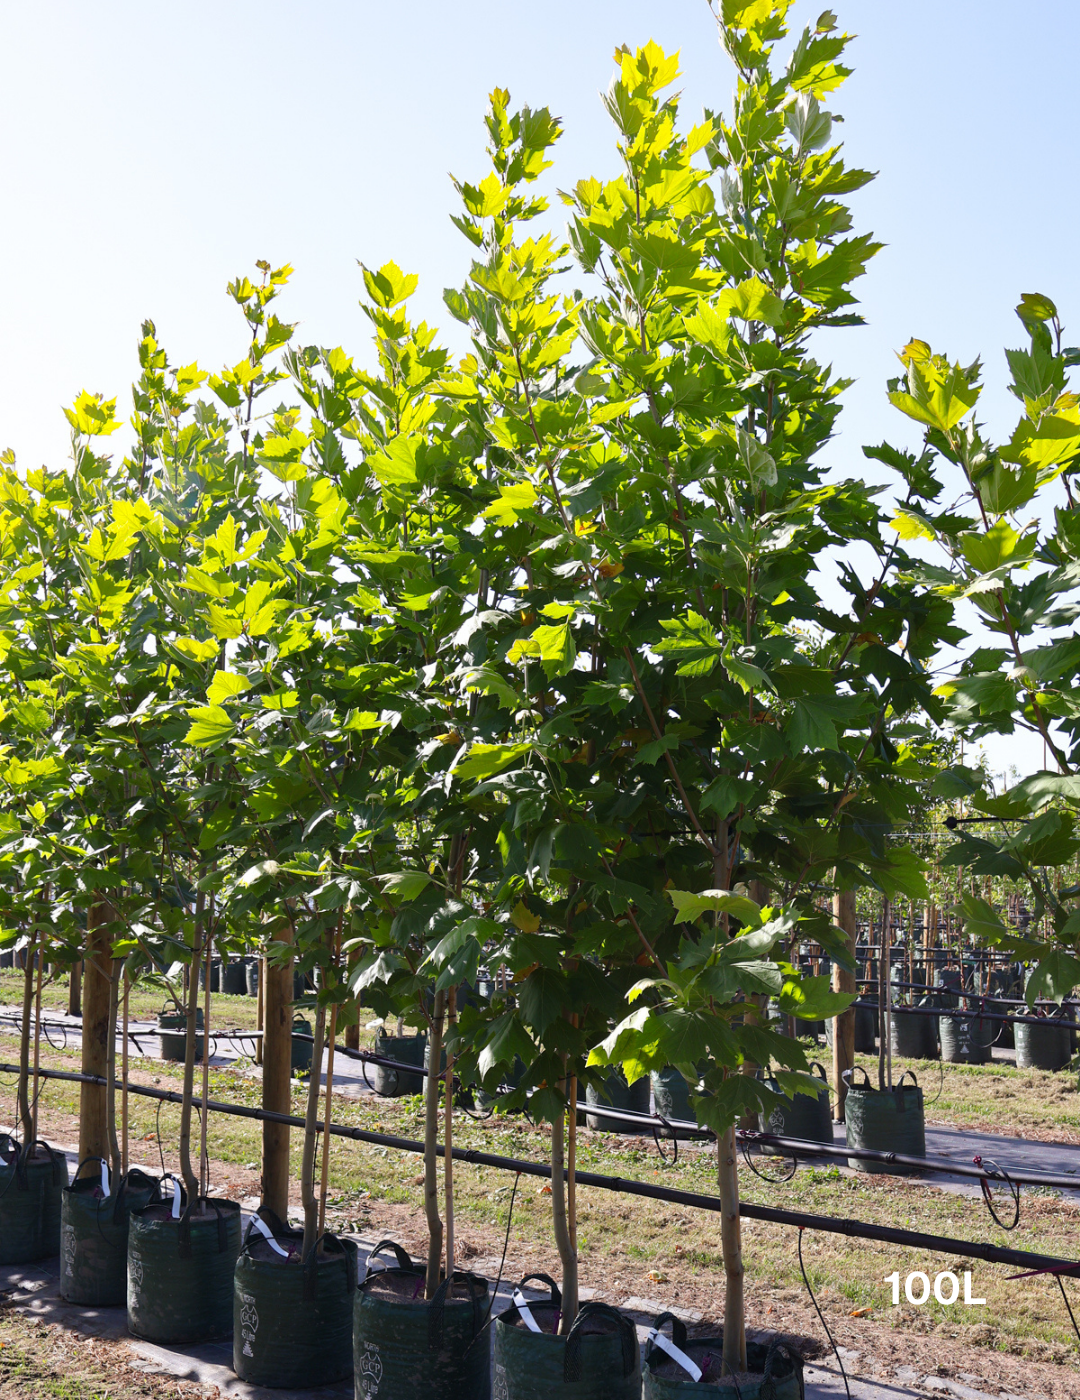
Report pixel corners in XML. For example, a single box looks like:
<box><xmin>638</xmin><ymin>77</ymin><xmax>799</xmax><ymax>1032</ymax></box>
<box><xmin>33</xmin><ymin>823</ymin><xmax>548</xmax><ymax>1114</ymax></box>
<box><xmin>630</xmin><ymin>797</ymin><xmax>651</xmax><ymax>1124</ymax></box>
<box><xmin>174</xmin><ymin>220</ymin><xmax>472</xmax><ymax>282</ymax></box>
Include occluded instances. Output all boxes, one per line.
<box><xmin>4</xmin><ymin>0</ymin><xmax>1080</xmax><ymax>1374</ymax></box>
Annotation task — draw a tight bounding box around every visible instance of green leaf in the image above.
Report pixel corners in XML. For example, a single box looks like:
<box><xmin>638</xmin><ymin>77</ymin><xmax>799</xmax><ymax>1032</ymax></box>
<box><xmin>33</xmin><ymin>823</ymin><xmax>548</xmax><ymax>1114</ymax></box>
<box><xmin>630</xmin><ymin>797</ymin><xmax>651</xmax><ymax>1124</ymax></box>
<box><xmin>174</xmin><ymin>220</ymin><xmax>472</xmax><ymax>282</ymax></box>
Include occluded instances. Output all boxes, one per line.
<box><xmin>777</xmin><ymin>973</ymin><xmax>854</xmax><ymax>1021</ymax></box>
<box><xmin>1026</xmin><ymin>949</ymin><xmax>1080</xmax><ymax>1005</ymax></box>
<box><xmin>379</xmin><ymin>872</ymin><xmax>432</xmax><ymax>901</ymax></box>
<box><xmin>369</xmin><ymin>435</ymin><xmax>421</xmax><ymax>488</ymax></box>
<box><xmin>206</xmin><ymin>670</ymin><xmax>251</xmax><ymax>705</ymax></box>
<box><xmin>669</xmin><ymin>888</ymin><xmax>762</xmax><ymax>928</ymax></box>
<box><xmin>182</xmin><ymin>705</ymin><xmax>235</xmax><ymax>748</ymax></box>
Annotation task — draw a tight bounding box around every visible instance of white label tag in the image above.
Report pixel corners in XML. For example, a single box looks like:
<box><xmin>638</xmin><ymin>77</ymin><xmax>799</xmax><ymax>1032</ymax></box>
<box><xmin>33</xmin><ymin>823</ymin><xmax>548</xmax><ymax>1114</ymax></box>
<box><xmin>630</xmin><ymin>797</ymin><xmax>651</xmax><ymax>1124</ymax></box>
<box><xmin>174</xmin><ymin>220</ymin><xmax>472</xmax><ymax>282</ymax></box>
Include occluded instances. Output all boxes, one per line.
<box><xmin>513</xmin><ymin>1290</ymin><xmax>542</xmax><ymax>1333</ymax></box>
<box><xmin>100</xmin><ymin>1160</ymin><xmax>110</xmax><ymax>1199</ymax></box>
<box><xmin>248</xmin><ymin>1214</ymin><xmax>290</xmax><ymax>1258</ymax></box>
<box><xmin>648</xmin><ymin>1328</ymin><xmax>702</xmax><ymax>1383</ymax></box>
<box><xmin>170</xmin><ymin>1179</ymin><xmax>182</xmax><ymax>1219</ymax></box>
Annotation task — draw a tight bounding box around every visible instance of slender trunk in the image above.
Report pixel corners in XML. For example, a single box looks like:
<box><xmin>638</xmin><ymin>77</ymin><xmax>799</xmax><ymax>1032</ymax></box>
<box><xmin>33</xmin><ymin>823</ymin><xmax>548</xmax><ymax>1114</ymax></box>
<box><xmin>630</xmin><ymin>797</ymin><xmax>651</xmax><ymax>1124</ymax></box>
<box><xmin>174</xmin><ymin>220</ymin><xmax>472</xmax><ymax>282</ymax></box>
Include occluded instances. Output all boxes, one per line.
<box><xmin>199</xmin><ymin>916</ymin><xmax>214</xmax><ymax>1198</ymax></box>
<box><xmin>567</xmin><ymin>1069</ymin><xmax>578</xmax><ymax>1261</ymax></box>
<box><xmin>551</xmin><ymin>1089</ymin><xmax>577</xmax><ymax>1332</ymax></box>
<box><xmin>17</xmin><ymin>929</ymin><xmax>36</xmax><ymax>1151</ymax></box>
<box><xmin>316</xmin><ymin>1000</ymin><xmax>337</xmax><ymax>1244</ymax></box>
<box><xmin>444</xmin><ymin>985</ymin><xmax>456</xmax><ymax>1282</ymax></box>
<box><xmin>68</xmin><ymin>958</ymin><xmax>82</xmax><ymax>1018</ymax></box>
<box><xmin>121</xmin><ymin>974</ymin><xmax>130</xmax><ymax>1175</ymax></box>
<box><xmin>178</xmin><ymin>891</ymin><xmax>205</xmax><ymax>1204</ymax></box>
<box><xmin>31</xmin><ymin>935</ymin><xmax>44</xmax><ymax>1144</ymax></box>
<box><xmin>423</xmin><ymin>988</ymin><xmax>446</xmax><ymax>1298</ymax></box>
<box><xmin>877</xmin><ymin>902</ymin><xmax>888</xmax><ymax>1092</ymax></box>
<box><xmin>80</xmin><ymin>903</ymin><xmax>113</xmax><ymax>1163</ymax></box>
<box><xmin>261</xmin><ymin>922</ymin><xmax>295</xmax><ymax>1219</ymax></box>
<box><xmin>883</xmin><ymin>899</ymin><xmax>893</xmax><ymax>1089</ymax></box>
<box><xmin>300</xmin><ymin>997</ymin><xmax>327</xmax><ymax>1262</ymax></box>
<box><xmin>105</xmin><ymin>964</ymin><xmax>122</xmax><ymax>1179</ymax></box>
<box><xmin>718</xmin><ymin>1119</ymin><xmax>746</xmax><ymax>1375</ymax></box>
<box><xmin>832</xmin><ymin>887</ymin><xmax>857</xmax><ymax>1122</ymax></box>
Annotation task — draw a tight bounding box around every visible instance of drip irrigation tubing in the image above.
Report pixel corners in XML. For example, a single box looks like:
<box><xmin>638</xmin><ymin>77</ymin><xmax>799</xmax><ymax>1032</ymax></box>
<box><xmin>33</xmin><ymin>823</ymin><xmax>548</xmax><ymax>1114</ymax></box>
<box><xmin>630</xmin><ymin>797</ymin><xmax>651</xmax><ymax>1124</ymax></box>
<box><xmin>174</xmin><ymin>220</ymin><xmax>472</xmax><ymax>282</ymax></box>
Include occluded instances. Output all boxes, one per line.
<box><xmin>858</xmin><ymin>979</ymin><xmax>1076</xmax><ymax>1009</ymax></box>
<box><xmin>9</xmin><ymin>1062</ymin><xmax>1079</xmax><ymax>1280</ymax></box>
<box><xmin>862</xmin><ymin>1000</ymin><xmax>1080</xmax><ymax>1031</ymax></box>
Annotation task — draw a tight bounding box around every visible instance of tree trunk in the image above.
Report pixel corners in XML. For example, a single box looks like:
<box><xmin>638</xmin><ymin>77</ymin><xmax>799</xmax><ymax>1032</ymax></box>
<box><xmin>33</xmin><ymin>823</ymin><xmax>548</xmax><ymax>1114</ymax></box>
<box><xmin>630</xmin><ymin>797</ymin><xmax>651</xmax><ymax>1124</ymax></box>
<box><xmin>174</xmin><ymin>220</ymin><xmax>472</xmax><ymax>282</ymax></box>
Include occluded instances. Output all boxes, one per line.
<box><xmin>345</xmin><ymin>1014</ymin><xmax>360</xmax><ymax>1052</ymax></box>
<box><xmin>261</xmin><ymin>925</ymin><xmax>295</xmax><ymax>1220</ymax></box>
<box><xmin>68</xmin><ymin>959</ymin><xmax>82</xmax><ymax>1018</ymax></box>
<box><xmin>300</xmin><ymin>997</ymin><xmax>327</xmax><ymax>1262</ymax></box>
<box><xmin>121</xmin><ymin>974</ymin><xmax>130</xmax><ymax>1175</ymax></box>
<box><xmin>105</xmin><ymin>964</ymin><xmax>122</xmax><ymax>1179</ymax></box>
<box><xmin>423</xmin><ymin>988</ymin><xmax>446</xmax><ymax>1298</ymax></box>
<box><xmin>178</xmin><ymin>892</ymin><xmax>205</xmax><ymax>1204</ymax></box>
<box><xmin>718</xmin><ymin>1120</ymin><xmax>746</xmax><ymax>1375</ymax></box>
<box><xmin>552</xmin><ymin>1084</ymin><xmax>578</xmax><ymax>1332</ymax></box>
<box><xmin>316</xmin><ymin>1000</ymin><xmax>337</xmax><ymax>1244</ymax></box>
<box><xmin>444</xmin><ymin>986</ymin><xmax>456</xmax><ymax>1282</ymax></box>
<box><xmin>80</xmin><ymin>903</ymin><xmax>113</xmax><ymax>1164</ymax></box>
<box><xmin>16</xmin><ymin>930</ymin><xmax>36</xmax><ymax>1151</ymax></box>
<box><xmin>832</xmin><ymin>887</ymin><xmax>857</xmax><ymax>1121</ymax></box>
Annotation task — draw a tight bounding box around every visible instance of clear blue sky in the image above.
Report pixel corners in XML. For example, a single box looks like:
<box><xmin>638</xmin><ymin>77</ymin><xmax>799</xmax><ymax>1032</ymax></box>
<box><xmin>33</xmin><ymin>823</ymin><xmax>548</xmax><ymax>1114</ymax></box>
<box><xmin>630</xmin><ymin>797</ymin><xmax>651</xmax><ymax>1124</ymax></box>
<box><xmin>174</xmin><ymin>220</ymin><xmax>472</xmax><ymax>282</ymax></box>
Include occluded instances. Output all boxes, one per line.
<box><xmin>2</xmin><ymin>0</ymin><xmax>1073</xmax><ymax>774</ymax></box>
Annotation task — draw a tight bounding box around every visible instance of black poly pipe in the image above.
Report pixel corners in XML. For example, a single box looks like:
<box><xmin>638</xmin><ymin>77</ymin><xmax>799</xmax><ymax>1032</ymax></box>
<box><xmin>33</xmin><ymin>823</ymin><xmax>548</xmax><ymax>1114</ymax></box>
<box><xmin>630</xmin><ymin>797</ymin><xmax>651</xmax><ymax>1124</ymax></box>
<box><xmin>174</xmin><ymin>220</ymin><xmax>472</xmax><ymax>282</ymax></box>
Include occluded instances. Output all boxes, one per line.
<box><xmin>6</xmin><ymin>1062</ymin><xmax>1079</xmax><ymax>1277</ymax></box>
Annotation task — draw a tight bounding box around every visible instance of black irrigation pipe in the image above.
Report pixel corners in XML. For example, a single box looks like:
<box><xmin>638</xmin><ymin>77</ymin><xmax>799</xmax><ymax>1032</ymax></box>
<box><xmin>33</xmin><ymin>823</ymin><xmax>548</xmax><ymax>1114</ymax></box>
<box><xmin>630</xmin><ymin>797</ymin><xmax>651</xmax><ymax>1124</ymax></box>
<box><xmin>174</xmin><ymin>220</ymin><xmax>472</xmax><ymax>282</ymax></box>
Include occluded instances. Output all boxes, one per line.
<box><xmin>9</xmin><ymin>1063</ymin><xmax>1079</xmax><ymax>1281</ymax></box>
<box><xmin>857</xmin><ymin>980</ymin><xmax>1076</xmax><ymax>1010</ymax></box>
<box><xmin>873</xmin><ymin>1001</ymin><xmax>1080</xmax><ymax>1032</ymax></box>
<box><xmin>742</xmin><ymin>1131</ymin><xmax>1080</xmax><ymax>1190</ymax></box>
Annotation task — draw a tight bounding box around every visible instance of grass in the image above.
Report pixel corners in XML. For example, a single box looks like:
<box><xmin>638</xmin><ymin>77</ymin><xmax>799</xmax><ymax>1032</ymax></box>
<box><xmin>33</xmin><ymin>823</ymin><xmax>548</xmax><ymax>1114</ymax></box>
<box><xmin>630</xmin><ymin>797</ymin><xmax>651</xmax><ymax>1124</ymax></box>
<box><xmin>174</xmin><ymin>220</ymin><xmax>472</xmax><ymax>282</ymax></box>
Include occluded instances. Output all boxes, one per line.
<box><xmin>5</xmin><ymin>1036</ymin><xmax>1080</xmax><ymax>1373</ymax></box>
<box><xmin>4</xmin><ymin>997</ymin><xmax>1080</xmax><ymax>1383</ymax></box>
<box><xmin>0</xmin><ymin>968</ymin><xmax>266</xmax><ymax>1030</ymax></box>
<box><xmin>0</xmin><ymin>1313</ymin><xmax>165</xmax><ymax>1400</ymax></box>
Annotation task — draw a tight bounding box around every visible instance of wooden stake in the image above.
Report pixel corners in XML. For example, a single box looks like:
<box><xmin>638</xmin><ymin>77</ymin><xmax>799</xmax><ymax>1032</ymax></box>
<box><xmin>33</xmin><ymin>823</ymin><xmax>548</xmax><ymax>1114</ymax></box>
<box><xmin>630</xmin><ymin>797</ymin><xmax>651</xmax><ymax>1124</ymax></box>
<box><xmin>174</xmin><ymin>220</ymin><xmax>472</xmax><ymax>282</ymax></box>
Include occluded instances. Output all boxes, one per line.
<box><xmin>17</xmin><ymin>928</ymin><xmax>36</xmax><ymax>1152</ymax></box>
<box><xmin>255</xmin><ymin>956</ymin><xmax>265</xmax><ymax>1066</ymax></box>
<box><xmin>300</xmin><ymin>996</ymin><xmax>327</xmax><ymax>1262</ymax></box>
<box><xmin>261</xmin><ymin>918</ymin><xmax>295</xmax><ymax>1220</ymax></box>
<box><xmin>121</xmin><ymin>973</ymin><xmax>130</xmax><ymax>1176</ymax></box>
<box><xmin>199</xmin><ymin>912</ymin><xmax>213</xmax><ymax>1199</ymax></box>
<box><xmin>444</xmin><ymin>985</ymin><xmax>456</xmax><ymax>1283</ymax></box>
<box><xmin>31</xmin><ymin>928</ymin><xmax>44</xmax><ymax>1145</ymax></box>
<box><xmin>423</xmin><ymin>988</ymin><xmax>446</xmax><ymax>1298</ymax></box>
<box><xmin>831</xmin><ymin>887</ymin><xmax>857</xmax><ymax>1122</ymax></box>
<box><xmin>79</xmin><ymin>902</ymin><xmax>113</xmax><ymax>1163</ymax></box>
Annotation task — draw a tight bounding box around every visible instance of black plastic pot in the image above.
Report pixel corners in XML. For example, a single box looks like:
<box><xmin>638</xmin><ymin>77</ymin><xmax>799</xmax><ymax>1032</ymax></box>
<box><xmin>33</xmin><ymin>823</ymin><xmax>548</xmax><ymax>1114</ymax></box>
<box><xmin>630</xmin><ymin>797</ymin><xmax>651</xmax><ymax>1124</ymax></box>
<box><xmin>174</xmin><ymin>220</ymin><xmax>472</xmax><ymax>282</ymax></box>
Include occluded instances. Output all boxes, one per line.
<box><xmin>585</xmin><ymin>1069</ymin><xmax>650</xmax><ymax>1134</ymax></box>
<box><xmin>844</xmin><ymin>1068</ymin><xmax>925</xmax><ymax>1173</ymax></box>
<box><xmin>825</xmin><ymin>1003</ymin><xmax>876</xmax><ymax>1054</ymax></box>
<box><xmin>61</xmin><ymin>1161</ymin><xmax>158</xmax><ymax>1305</ymax></box>
<box><xmin>291</xmin><ymin>1016</ymin><xmax>314</xmax><ymax>1075</ymax></box>
<box><xmin>157</xmin><ymin>1008</ymin><xmax>204</xmax><ymax>1063</ymax></box>
<box><xmin>651</xmin><ymin>1066</ymin><xmax>704</xmax><ymax>1138</ymax></box>
<box><xmin>234</xmin><ymin>1210</ymin><xmax>357</xmax><ymax>1388</ymax></box>
<box><xmin>643</xmin><ymin>1312</ymin><xmax>803</xmax><ymax>1398</ymax></box>
<box><xmin>127</xmin><ymin>1192</ymin><xmax>242</xmax><ymax>1343</ymax></box>
<box><xmin>353</xmin><ymin>1239</ymin><xmax>490</xmax><ymax>1400</ymax></box>
<box><xmin>1015</xmin><ymin>1018</ymin><xmax>1071</xmax><ymax>1071</ymax></box>
<box><xmin>199</xmin><ymin>960</ymin><xmax>221</xmax><ymax>993</ymax></box>
<box><xmin>221</xmin><ymin>959</ymin><xmax>248</xmax><ymax>997</ymax></box>
<box><xmin>365</xmin><ymin>1033</ymin><xmax>426</xmax><ymax>1097</ymax></box>
<box><xmin>990</xmin><ymin>999</ymin><xmax>1015</xmax><ymax>1049</ymax></box>
<box><xmin>889</xmin><ymin>1005</ymin><xmax>938</xmax><ymax>1060</ymax></box>
<box><xmin>758</xmin><ymin>1062</ymin><xmax>833</xmax><ymax>1151</ymax></box>
<box><xmin>493</xmin><ymin>1275</ymin><xmax>640</xmax><ymax>1400</ymax></box>
<box><xmin>0</xmin><ymin>1136</ymin><xmax>68</xmax><ymax>1264</ymax></box>
<box><xmin>245</xmin><ymin>958</ymin><xmax>260</xmax><ymax>998</ymax></box>
<box><xmin>939</xmin><ymin>1008</ymin><xmax>993</xmax><ymax>1065</ymax></box>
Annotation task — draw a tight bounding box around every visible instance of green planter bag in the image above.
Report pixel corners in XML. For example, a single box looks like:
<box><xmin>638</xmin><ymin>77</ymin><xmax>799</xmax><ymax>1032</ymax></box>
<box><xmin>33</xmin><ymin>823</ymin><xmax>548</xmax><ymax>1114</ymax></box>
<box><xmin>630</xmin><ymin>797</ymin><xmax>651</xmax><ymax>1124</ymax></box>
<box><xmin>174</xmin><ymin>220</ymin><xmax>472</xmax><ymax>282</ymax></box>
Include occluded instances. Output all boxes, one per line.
<box><xmin>61</xmin><ymin>1159</ymin><xmax>158</xmax><ymax>1305</ymax></box>
<box><xmin>844</xmin><ymin>1068</ymin><xmax>925</xmax><ymax>1173</ymax></box>
<box><xmin>643</xmin><ymin>1312</ymin><xmax>804</xmax><ymax>1397</ymax></box>
<box><xmin>234</xmin><ymin>1208</ymin><xmax>358</xmax><ymax>1388</ymax></box>
<box><xmin>157</xmin><ymin>1007</ymin><xmax>204</xmax><ymax>1063</ymax></box>
<box><xmin>585</xmin><ymin>1069</ymin><xmax>650</xmax><ymax>1135</ymax></box>
<box><xmin>1015</xmin><ymin>1017</ymin><xmax>1071</xmax><ymax>1070</ymax></box>
<box><xmin>364</xmin><ymin>1034</ymin><xmax>426</xmax><ymax>1097</ymax></box>
<box><xmin>493</xmin><ymin>1275</ymin><xmax>640</xmax><ymax>1400</ymax></box>
<box><xmin>758</xmin><ymin>1063</ymin><xmax>833</xmax><ymax>1153</ymax></box>
<box><xmin>0</xmin><ymin>1135</ymin><xmax>68</xmax><ymax>1264</ymax></box>
<box><xmin>291</xmin><ymin>1016</ymin><xmax>314</xmax><ymax>1074</ymax></box>
<box><xmin>353</xmin><ymin>1238</ymin><xmax>490</xmax><ymax>1400</ymax></box>
<box><xmin>128</xmin><ymin>1182</ymin><xmax>241</xmax><ymax>1343</ymax></box>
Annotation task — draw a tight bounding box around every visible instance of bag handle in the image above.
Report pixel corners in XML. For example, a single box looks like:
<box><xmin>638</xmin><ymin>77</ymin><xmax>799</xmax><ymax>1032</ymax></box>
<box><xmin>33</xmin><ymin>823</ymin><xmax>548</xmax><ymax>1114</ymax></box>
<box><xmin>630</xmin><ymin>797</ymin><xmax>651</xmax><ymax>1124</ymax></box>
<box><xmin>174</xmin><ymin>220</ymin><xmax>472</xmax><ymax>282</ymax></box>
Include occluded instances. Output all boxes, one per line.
<box><xmin>646</xmin><ymin>1312</ymin><xmax>700</xmax><ymax>1381</ymax></box>
<box><xmin>362</xmin><ymin>1238</ymin><xmax>418</xmax><ymax>1281</ymax></box>
<box><xmin>426</xmin><ymin>1268</ymin><xmax>487</xmax><ymax>1351</ymax></box>
<box><xmin>760</xmin><ymin>1340</ymin><xmax>805</xmax><ymax>1400</ymax></box>
<box><xmin>243</xmin><ymin>1211</ymin><xmax>292</xmax><ymax>1260</ymax></box>
<box><xmin>511</xmin><ymin>1271</ymin><xmax>561</xmax><ymax>1325</ymax></box>
<box><xmin>842</xmin><ymin>1064</ymin><xmax>872</xmax><ymax>1089</ymax></box>
<box><xmin>808</xmin><ymin>1061</ymin><xmax>828</xmax><ymax>1083</ymax></box>
<box><xmin>564</xmin><ymin>1301</ymin><xmax>637</xmax><ymax>1384</ymax></box>
<box><xmin>72</xmin><ymin>1156</ymin><xmax>110</xmax><ymax>1198</ymax></box>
